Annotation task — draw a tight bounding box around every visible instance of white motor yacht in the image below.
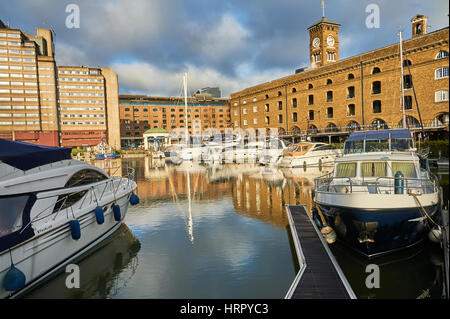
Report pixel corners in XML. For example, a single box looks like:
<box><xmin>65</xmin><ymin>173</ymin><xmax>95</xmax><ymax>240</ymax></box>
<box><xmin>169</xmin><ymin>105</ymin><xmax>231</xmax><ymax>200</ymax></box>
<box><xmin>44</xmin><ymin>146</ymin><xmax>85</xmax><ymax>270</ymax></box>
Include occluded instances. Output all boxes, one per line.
<box><xmin>0</xmin><ymin>139</ymin><xmax>137</xmax><ymax>298</ymax></box>
<box><xmin>279</xmin><ymin>142</ymin><xmax>342</xmax><ymax>169</ymax></box>
<box><xmin>314</xmin><ymin>129</ymin><xmax>440</xmax><ymax>257</ymax></box>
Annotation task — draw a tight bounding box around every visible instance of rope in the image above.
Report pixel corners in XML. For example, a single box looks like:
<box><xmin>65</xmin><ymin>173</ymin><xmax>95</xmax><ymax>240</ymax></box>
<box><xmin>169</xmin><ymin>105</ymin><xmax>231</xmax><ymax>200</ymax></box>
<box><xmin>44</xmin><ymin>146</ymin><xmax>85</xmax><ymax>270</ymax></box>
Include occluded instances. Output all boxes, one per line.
<box><xmin>315</xmin><ymin>205</ymin><xmax>327</xmax><ymax>226</ymax></box>
<box><xmin>408</xmin><ymin>191</ymin><xmax>440</xmax><ymax>227</ymax></box>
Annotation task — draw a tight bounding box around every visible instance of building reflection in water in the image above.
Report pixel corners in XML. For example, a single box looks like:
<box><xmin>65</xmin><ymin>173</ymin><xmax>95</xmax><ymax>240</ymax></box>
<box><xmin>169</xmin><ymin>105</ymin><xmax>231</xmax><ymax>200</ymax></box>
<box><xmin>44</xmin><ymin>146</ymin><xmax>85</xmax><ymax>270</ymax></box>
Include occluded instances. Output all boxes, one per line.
<box><xmin>121</xmin><ymin>158</ymin><xmax>331</xmax><ymax>229</ymax></box>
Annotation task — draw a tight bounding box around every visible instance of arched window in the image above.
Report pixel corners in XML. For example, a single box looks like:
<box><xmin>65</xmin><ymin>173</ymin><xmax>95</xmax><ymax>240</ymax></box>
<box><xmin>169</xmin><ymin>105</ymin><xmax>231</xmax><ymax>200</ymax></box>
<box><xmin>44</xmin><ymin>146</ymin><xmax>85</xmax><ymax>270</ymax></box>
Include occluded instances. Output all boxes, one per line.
<box><xmin>370</xmin><ymin>119</ymin><xmax>388</xmax><ymax>130</ymax></box>
<box><xmin>291</xmin><ymin>126</ymin><xmax>301</xmax><ymax>134</ymax></box>
<box><xmin>398</xmin><ymin>116</ymin><xmax>421</xmax><ymax>128</ymax></box>
<box><xmin>307</xmin><ymin>125</ymin><xmax>319</xmax><ymax>134</ymax></box>
<box><xmin>346</xmin><ymin>121</ymin><xmax>360</xmax><ymax>132</ymax></box>
<box><xmin>125</xmin><ymin>108</ymin><xmax>130</xmax><ymax>111</ymax></box>
<box><xmin>436</xmin><ymin>51</ymin><xmax>449</xmax><ymax>59</ymax></box>
<box><xmin>292</xmin><ymin>98</ymin><xmax>297</xmax><ymax>108</ymax></box>
<box><xmin>292</xmin><ymin>88</ymin><xmax>297</xmax><ymax>93</ymax></box>
<box><xmin>347</xmin><ymin>73</ymin><xmax>355</xmax><ymax>80</ymax></box>
<box><xmin>403</xmin><ymin>60</ymin><xmax>412</xmax><ymax>67</ymax></box>
<box><xmin>431</xmin><ymin>113</ymin><xmax>449</xmax><ymax>127</ymax></box>
<box><xmin>277</xmin><ymin>91</ymin><xmax>282</xmax><ymax>96</ymax></box>
<box><xmin>308</xmin><ymin>83</ymin><xmax>313</xmax><ymax>89</ymax></box>
<box><xmin>325</xmin><ymin>123</ymin><xmax>338</xmax><ymax>132</ymax></box>
<box><xmin>265</xmin><ymin>94</ymin><xmax>269</xmax><ymax>99</ymax></box>
<box><xmin>326</xmin><ymin>79</ymin><xmax>333</xmax><ymax>85</ymax></box>
<box><xmin>372</xmin><ymin>67</ymin><xmax>381</xmax><ymax>74</ymax></box>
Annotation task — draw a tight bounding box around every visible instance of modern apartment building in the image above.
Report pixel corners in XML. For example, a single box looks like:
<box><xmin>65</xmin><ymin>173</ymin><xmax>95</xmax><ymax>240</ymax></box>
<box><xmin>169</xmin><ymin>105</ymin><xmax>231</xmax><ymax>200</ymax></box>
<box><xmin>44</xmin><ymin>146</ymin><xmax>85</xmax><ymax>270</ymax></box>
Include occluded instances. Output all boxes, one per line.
<box><xmin>0</xmin><ymin>20</ymin><xmax>59</xmax><ymax>145</ymax></box>
<box><xmin>57</xmin><ymin>66</ymin><xmax>120</xmax><ymax>149</ymax></box>
<box><xmin>230</xmin><ymin>14</ymin><xmax>449</xmax><ymax>141</ymax></box>
<box><xmin>119</xmin><ymin>93</ymin><xmax>230</xmax><ymax>148</ymax></box>
<box><xmin>0</xmin><ymin>20</ymin><xmax>120</xmax><ymax>149</ymax></box>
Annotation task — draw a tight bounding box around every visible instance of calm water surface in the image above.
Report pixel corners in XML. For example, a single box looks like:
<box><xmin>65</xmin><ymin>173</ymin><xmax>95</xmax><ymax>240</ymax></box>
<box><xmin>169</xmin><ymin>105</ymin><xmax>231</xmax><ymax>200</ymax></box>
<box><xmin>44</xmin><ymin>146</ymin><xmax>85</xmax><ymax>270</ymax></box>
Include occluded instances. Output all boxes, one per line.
<box><xmin>23</xmin><ymin>158</ymin><xmax>448</xmax><ymax>299</ymax></box>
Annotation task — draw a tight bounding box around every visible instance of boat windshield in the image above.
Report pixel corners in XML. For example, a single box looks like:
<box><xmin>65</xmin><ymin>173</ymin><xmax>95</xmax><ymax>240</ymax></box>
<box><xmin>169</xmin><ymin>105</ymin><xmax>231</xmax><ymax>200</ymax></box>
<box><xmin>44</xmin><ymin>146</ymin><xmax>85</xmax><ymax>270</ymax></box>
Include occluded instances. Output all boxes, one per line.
<box><xmin>344</xmin><ymin>138</ymin><xmax>413</xmax><ymax>154</ymax></box>
<box><xmin>0</xmin><ymin>195</ymin><xmax>29</xmax><ymax>239</ymax></box>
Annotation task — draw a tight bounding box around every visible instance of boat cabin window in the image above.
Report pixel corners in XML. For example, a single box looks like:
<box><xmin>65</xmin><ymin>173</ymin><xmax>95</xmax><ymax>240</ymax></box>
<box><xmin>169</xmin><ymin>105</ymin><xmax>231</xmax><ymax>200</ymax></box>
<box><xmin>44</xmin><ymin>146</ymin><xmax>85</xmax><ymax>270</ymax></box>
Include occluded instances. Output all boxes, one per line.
<box><xmin>53</xmin><ymin>191</ymin><xmax>88</xmax><ymax>213</ymax></box>
<box><xmin>392</xmin><ymin>162</ymin><xmax>417</xmax><ymax>178</ymax></box>
<box><xmin>361</xmin><ymin>162</ymin><xmax>387</xmax><ymax>177</ymax></box>
<box><xmin>311</xmin><ymin>144</ymin><xmax>335</xmax><ymax>151</ymax></box>
<box><xmin>335</xmin><ymin>163</ymin><xmax>357</xmax><ymax>177</ymax></box>
<box><xmin>65</xmin><ymin>169</ymin><xmax>108</xmax><ymax>188</ymax></box>
<box><xmin>286</xmin><ymin>145</ymin><xmax>298</xmax><ymax>152</ymax></box>
<box><xmin>0</xmin><ymin>195</ymin><xmax>29</xmax><ymax>238</ymax></box>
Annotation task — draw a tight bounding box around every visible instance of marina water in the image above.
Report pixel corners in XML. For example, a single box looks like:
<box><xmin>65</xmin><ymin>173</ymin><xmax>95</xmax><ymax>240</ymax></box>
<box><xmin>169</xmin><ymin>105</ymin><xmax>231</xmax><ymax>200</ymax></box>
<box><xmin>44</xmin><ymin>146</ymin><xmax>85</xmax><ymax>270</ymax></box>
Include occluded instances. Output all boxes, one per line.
<box><xmin>23</xmin><ymin>158</ymin><xmax>448</xmax><ymax>299</ymax></box>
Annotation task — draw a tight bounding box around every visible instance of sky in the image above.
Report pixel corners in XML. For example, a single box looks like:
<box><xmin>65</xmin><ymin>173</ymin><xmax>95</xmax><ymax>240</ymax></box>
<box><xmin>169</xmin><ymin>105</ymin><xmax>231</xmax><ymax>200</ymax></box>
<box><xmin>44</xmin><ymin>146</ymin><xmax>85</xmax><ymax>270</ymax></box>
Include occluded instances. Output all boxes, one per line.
<box><xmin>0</xmin><ymin>0</ymin><xmax>448</xmax><ymax>97</ymax></box>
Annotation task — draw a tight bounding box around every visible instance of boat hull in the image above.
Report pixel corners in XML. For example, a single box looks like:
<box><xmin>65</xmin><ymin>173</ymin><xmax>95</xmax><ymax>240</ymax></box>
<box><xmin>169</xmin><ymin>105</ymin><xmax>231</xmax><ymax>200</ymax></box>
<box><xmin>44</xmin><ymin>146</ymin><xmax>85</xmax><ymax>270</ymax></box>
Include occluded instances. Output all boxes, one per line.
<box><xmin>0</xmin><ymin>194</ymin><xmax>131</xmax><ymax>299</ymax></box>
<box><xmin>316</xmin><ymin>203</ymin><xmax>439</xmax><ymax>258</ymax></box>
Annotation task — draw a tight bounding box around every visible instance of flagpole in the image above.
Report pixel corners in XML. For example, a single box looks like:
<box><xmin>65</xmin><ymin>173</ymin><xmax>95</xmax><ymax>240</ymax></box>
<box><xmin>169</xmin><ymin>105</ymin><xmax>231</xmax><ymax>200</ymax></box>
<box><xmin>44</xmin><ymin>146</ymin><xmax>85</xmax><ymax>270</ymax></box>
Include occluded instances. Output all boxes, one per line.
<box><xmin>322</xmin><ymin>0</ymin><xmax>325</xmax><ymax>17</ymax></box>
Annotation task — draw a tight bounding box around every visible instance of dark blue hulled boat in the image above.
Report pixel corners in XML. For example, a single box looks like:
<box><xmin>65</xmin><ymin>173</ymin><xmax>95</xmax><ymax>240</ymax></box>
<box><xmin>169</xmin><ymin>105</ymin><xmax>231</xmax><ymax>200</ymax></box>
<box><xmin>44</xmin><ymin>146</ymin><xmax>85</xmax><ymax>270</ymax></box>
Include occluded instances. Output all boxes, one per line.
<box><xmin>314</xmin><ymin>129</ymin><xmax>440</xmax><ymax>257</ymax></box>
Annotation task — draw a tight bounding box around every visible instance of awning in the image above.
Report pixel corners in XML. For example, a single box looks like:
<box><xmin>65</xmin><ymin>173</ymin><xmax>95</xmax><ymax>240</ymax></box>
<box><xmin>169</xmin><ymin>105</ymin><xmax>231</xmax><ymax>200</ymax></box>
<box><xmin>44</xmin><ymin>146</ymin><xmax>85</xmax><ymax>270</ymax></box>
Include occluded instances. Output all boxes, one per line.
<box><xmin>346</xmin><ymin>129</ymin><xmax>412</xmax><ymax>142</ymax></box>
<box><xmin>0</xmin><ymin>139</ymin><xmax>72</xmax><ymax>170</ymax></box>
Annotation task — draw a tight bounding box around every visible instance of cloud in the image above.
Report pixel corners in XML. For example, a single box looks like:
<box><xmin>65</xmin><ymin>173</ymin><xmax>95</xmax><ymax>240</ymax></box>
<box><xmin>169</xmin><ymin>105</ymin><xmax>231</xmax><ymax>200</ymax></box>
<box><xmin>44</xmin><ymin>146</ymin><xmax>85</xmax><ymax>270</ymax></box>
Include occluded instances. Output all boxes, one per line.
<box><xmin>112</xmin><ymin>60</ymin><xmax>290</xmax><ymax>97</ymax></box>
<box><xmin>0</xmin><ymin>0</ymin><xmax>448</xmax><ymax>97</ymax></box>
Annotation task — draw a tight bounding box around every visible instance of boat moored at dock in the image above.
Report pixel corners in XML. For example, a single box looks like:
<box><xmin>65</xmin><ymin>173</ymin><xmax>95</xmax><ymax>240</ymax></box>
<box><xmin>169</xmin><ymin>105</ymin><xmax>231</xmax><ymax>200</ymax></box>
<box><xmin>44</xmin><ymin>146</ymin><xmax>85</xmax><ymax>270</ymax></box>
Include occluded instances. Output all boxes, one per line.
<box><xmin>279</xmin><ymin>142</ymin><xmax>342</xmax><ymax>169</ymax></box>
<box><xmin>314</xmin><ymin>129</ymin><xmax>440</xmax><ymax>258</ymax></box>
<box><xmin>0</xmin><ymin>139</ymin><xmax>137</xmax><ymax>298</ymax></box>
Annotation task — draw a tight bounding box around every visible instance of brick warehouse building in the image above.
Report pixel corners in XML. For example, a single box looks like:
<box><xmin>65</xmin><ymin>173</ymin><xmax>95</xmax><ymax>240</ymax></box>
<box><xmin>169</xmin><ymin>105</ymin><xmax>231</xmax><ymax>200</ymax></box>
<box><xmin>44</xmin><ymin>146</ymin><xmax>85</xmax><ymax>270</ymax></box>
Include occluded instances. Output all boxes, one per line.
<box><xmin>230</xmin><ymin>15</ymin><xmax>449</xmax><ymax>141</ymax></box>
<box><xmin>119</xmin><ymin>94</ymin><xmax>230</xmax><ymax>148</ymax></box>
<box><xmin>0</xmin><ymin>20</ymin><xmax>120</xmax><ymax>149</ymax></box>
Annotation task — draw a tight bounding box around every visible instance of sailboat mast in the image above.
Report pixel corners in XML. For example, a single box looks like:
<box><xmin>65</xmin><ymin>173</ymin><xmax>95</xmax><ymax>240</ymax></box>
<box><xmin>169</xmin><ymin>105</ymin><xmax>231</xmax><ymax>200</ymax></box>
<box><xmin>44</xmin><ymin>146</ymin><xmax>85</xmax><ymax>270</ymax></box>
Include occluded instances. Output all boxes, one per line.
<box><xmin>184</xmin><ymin>73</ymin><xmax>189</xmax><ymax>143</ymax></box>
<box><xmin>399</xmin><ymin>31</ymin><xmax>407</xmax><ymax>128</ymax></box>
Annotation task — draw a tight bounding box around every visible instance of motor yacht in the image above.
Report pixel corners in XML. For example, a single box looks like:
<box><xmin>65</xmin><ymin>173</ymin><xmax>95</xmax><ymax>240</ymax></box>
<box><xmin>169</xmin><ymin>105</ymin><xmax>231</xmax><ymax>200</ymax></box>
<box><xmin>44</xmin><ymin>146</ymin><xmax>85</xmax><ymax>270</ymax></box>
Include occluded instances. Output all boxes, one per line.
<box><xmin>279</xmin><ymin>142</ymin><xmax>342</xmax><ymax>169</ymax></box>
<box><xmin>0</xmin><ymin>139</ymin><xmax>137</xmax><ymax>298</ymax></box>
<box><xmin>314</xmin><ymin>129</ymin><xmax>440</xmax><ymax>257</ymax></box>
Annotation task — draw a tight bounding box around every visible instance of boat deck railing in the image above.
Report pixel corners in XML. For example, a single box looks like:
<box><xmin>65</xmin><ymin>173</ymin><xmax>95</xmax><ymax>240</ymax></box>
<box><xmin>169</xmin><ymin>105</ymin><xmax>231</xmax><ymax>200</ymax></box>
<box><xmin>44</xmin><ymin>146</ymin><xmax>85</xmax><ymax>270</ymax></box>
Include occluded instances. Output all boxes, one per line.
<box><xmin>20</xmin><ymin>167</ymin><xmax>136</xmax><ymax>233</ymax></box>
<box><xmin>314</xmin><ymin>175</ymin><xmax>439</xmax><ymax>195</ymax></box>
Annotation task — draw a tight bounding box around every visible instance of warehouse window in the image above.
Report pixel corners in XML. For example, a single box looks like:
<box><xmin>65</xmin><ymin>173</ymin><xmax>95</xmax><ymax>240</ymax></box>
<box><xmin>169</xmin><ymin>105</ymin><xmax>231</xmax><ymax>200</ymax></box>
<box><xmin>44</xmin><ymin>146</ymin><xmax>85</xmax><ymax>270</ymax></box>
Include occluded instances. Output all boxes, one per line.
<box><xmin>436</xmin><ymin>51</ymin><xmax>449</xmax><ymax>59</ymax></box>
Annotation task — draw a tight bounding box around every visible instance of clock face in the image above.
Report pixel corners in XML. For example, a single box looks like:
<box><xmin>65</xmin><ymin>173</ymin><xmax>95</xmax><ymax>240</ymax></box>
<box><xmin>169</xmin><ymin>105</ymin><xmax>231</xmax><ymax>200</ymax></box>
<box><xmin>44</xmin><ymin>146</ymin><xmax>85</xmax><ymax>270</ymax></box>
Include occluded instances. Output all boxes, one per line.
<box><xmin>327</xmin><ymin>35</ymin><xmax>335</xmax><ymax>47</ymax></box>
<box><xmin>313</xmin><ymin>37</ymin><xmax>320</xmax><ymax>48</ymax></box>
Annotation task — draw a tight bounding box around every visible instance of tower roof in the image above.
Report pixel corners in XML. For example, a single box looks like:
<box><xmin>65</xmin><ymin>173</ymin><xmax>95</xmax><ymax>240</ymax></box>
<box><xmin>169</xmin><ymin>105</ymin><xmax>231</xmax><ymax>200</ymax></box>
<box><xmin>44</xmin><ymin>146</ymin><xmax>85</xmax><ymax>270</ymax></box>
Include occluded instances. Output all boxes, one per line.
<box><xmin>307</xmin><ymin>16</ymin><xmax>341</xmax><ymax>30</ymax></box>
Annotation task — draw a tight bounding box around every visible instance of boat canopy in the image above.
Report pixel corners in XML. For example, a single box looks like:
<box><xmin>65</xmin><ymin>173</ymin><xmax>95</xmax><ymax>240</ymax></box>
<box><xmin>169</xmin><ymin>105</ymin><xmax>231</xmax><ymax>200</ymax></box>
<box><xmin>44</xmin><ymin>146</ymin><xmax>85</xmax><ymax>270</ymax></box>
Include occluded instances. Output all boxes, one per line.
<box><xmin>0</xmin><ymin>139</ymin><xmax>72</xmax><ymax>171</ymax></box>
<box><xmin>344</xmin><ymin>129</ymin><xmax>414</xmax><ymax>154</ymax></box>
<box><xmin>346</xmin><ymin>129</ymin><xmax>412</xmax><ymax>141</ymax></box>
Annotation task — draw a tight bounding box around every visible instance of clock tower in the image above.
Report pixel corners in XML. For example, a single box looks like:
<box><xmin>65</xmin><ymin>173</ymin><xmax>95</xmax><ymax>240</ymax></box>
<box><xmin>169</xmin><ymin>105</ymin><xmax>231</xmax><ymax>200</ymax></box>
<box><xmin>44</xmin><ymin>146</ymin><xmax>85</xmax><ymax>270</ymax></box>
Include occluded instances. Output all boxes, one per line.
<box><xmin>308</xmin><ymin>16</ymin><xmax>340</xmax><ymax>69</ymax></box>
